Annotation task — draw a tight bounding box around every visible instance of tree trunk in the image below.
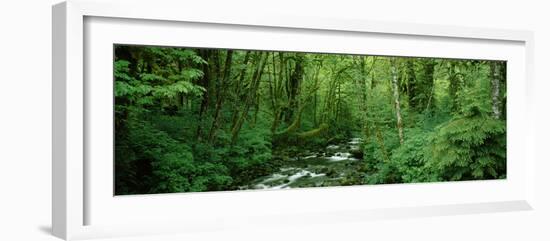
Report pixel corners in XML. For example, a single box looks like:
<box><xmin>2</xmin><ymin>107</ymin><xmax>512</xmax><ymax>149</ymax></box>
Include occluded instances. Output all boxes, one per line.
<box><xmin>370</xmin><ymin>57</ymin><xmax>377</xmax><ymax>89</ymax></box>
<box><xmin>391</xmin><ymin>58</ymin><xmax>404</xmax><ymax>145</ymax></box>
<box><xmin>286</xmin><ymin>54</ymin><xmax>304</xmax><ymax>124</ymax></box>
<box><xmin>297</xmin><ymin>123</ymin><xmax>329</xmax><ymax>139</ymax></box>
<box><xmin>424</xmin><ymin>80</ymin><xmax>436</xmax><ymax>114</ymax></box>
<box><xmin>374</xmin><ymin>125</ymin><xmax>390</xmax><ymax>162</ymax></box>
<box><xmin>312</xmin><ymin>62</ymin><xmax>322</xmax><ymax>126</ymax></box>
<box><xmin>418</xmin><ymin>59</ymin><xmax>436</xmax><ymax>112</ymax></box>
<box><xmin>195</xmin><ymin>49</ymin><xmax>212</xmax><ymax>141</ymax></box>
<box><xmin>448</xmin><ymin>61</ymin><xmax>460</xmax><ymax>112</ymax></box>
<box><xmin>274</xmin><ymin>83</ymin><xmax>321</xmax><ymax>138</ymax></box>
<box><xmin>231</xmin><ymin>52</ymin><xmax>269</xmax><ymax>144</ymax></box>
<box><xmin>267</xmin><ymin>64</ymin><xmax>276</xmax><ymax>112</ymax></box>
<box><xmin>208</xmin><ymin>50</ymin><xmax>233</xmax><ymax>142</ymax></box>
<box><xmin>500</xmin><ymin>62</ymin><xmax>507</xmax><ymax>119</ymax></box>
<box><xmin>405</xmin><ymin>59</ymin><xmax>418</xmax><ymax>109</ymax></box>
<box><xmin>356</xmin><ymin>56</ymin><xmax>370</xmax><ymax>137</ymax></box>
<box><xmin>335</xmin><ymin>82</ymin><xmax>341</xmax><ymax>122</ymax></box>
<box><xmin>229</xmin><ymin>51</ymin><xmax>251</xmax><ymax>131</ymax></box>
<box><xmin>270</xmin><ymin>52</ymin><xmax>286</xmax><ymax>133</ymax></box>
<box><xmin>490</xmin><ymin>61</ymin><xmax>502</xmax><ymax>119</ymax></box>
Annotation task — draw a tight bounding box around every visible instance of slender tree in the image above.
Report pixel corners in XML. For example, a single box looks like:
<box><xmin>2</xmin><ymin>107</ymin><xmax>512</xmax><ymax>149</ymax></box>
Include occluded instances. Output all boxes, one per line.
<box><xmin>490</xmin><ymin>61</ymin><xmax>502</xmax><ymax>119</ymax></box>
<box><xmin>390</xmin><ymin>57</ymin><xmax>404</xmax><ymax>145</ymax></box>
<box><xmin>208</xmin><ymin>50</ymin><xmax>234</xmax><ymax>142</ymax></box>
<box><xmin>231</xmin><ymin>52</ymin><xmax>269</xmax><ymax>144</ymax></box>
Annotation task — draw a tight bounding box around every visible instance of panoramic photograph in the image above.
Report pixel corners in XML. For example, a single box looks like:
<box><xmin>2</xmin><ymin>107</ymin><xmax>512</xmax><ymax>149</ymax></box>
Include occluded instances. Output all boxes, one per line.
<box><xmin>113</xmin><ymin>44</ymin><xmax>506</xmax><ymax>195</ymax></box>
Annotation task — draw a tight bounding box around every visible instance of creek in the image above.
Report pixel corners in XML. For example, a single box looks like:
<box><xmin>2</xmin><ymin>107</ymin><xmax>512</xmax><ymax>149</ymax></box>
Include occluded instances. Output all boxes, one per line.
<box><xmin>243</xmin><ymin>137</ymin><xmax>365</xmax><ymax>190</ymax></box>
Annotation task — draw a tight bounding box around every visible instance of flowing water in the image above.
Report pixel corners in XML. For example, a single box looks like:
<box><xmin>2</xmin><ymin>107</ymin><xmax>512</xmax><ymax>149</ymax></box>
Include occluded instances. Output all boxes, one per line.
<box><xmin>244</xmin><ymin>137</ymin><xmax>365</xmax><ymax>190</ymax></box>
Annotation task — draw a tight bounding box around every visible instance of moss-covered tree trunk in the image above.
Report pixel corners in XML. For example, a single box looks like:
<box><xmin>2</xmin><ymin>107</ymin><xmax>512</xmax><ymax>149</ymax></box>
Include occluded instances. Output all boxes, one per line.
<box><xmin>448</xmin><ymin>61</ymin><xmax>460</xmax><ymax>112</ymax></box>
<box><xmin>230</xmin><ymin>52</ymin><xmax>268</xmax><ymax>144</ymax></box>
<box><xmin>208</xmin><ymin>50</ymin><xmax>234</xmax><ymax>142</ymax></box>
<box><xmin>229</xmin><ymin>51</ymin><xmax>251</xmax><ymax>131</ymax></box>
<box><xmin>285</xmin><ymin>54</ymin><xmax>305</xmax><ymax>124</ymax></box>
<box><xmin>195</xmin><ymin>49</ymin><xmax>212</xmax><ymax>141</ymax></box>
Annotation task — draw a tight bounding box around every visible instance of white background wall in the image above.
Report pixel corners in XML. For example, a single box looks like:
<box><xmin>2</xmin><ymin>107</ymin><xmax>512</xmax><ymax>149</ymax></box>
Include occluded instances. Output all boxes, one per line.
<box><xmin>1</xmin><ymin>0</ymin><xmax>548</xmax><ymax>240</ymax></box>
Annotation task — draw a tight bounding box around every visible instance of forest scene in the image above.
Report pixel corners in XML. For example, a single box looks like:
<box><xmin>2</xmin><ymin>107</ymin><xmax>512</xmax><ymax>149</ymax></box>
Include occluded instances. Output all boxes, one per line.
<box><xmin>114</xmin><ymin>44</ymin><xmax>506</xmax><ymax>195</ymax></box>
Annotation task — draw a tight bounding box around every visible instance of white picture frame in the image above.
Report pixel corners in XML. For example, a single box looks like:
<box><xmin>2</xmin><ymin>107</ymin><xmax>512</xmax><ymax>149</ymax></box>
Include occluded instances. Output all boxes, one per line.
<box><xmin>52</xmin><ymin>0</ymin><xmax>535</xmax><ymax>240</ymax></box>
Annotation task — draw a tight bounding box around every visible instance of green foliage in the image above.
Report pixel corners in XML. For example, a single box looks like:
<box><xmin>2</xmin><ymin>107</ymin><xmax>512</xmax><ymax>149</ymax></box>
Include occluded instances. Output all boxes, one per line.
<box><xmin>362</xmin><ymin>58</ymin><xmax>505</xmax><ymax>184</ymax></box>
<box><xmin>113</xmin><ymin>47</ymin><xmax>206</xmax><ymax>107</ymax></box>
<box><xmin>391</xmin><ymin>128</ymin><xmax>437</xmax><ymax>183</ymax></box>
<box><xmin>426</xmin><ymin>110</ymin><xmax>506</xmax><ymax>181</ymax></box>
<box><xmin>152</xmin><ymin>80</ymin><xmax>205</xmax><ymax>98</ymax></box>
<box><xmin>114</xmin><ymin>45</ymin><xmax>507</xmax><ymax>194</ymax></box>
<box><xmin>225</xmin><ymin>126</ymin><xmax>274</xmax><ymax>186</ymax></box>
<box><xmin>115</xmin><ymin>118</ymin><xmax>233</xmax><ymax>194</ymax></box>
